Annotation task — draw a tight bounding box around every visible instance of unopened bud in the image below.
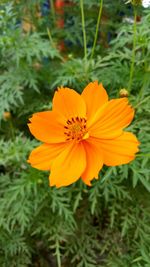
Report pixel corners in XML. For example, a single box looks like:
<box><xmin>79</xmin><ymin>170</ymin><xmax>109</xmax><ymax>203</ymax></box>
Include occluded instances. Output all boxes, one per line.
<box><xmin>33</xmin><ymin>62</ymin><xmax>42</xmax><ymax>71</ymax></box>
<box><xmin>37</xmin><ymin>179</ymin><xmax>43</xmax><ymax>184</ymax></box>
<box><xmin>3</xmin><ymin>111</ymin><xmax>11</xmax><ymax>120</ymax></box>
<box><xmin>119</xmin><ymin>88</ymin><xmax>129</xmax><ymax>98</ymax></box>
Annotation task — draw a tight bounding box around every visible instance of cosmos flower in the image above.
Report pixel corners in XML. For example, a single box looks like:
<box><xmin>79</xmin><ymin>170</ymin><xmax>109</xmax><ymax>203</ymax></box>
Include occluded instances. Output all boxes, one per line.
<box><xmin>27</xmin><ymin>81</ymin><xmax>139</xmax><ymax>187</ymax></box>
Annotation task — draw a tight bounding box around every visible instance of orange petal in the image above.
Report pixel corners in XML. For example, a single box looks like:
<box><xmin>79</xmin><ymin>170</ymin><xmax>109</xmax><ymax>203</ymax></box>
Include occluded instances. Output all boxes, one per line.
<box><xmin>89</xmin><ymin>98</ymin><xmax>134</xmax><ymax>139</ymax></box>
<box><xmin>28</xmin><ymin>111</ymin><xmax>66</xmax><ymax>143</ymax></box>
<box><xmin>52</xmin><ymin>87</ymin><xmax>86</xmax><ymax>120</ymax></box>
<box><xmin>49</xmin><ymin>142</ymin><xmax>86</xmax><ymax>187</ymax></box>
<box><xmin>91</xmin><ymin>132</ymin><xmax>139</xmax><ymax>166</ymax></box>
<box><xmin>27</xmin><ymin>142</ymin><xmax>69</xmax><ymax>170</ymax></box>
<box><xmin>81</xmin><ymin>139</ymin><xmax>103</xmax><ymax>186</ymax></box>
<box><xmin>81</xmin><ymin>81</ymin><xmax>108</xmax><ymax>121</ymax></box>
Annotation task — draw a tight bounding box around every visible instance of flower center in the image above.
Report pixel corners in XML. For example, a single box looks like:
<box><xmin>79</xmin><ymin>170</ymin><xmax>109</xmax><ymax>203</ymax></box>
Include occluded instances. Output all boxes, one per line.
<box><xmin>64</xmin><ymin>116</ymin><xmax>89</xmax><ymax>141</ymax></box>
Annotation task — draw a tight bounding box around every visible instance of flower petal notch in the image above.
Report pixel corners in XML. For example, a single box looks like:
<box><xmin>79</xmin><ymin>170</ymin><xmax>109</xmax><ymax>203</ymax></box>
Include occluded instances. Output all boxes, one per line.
<box><xmin>28</xmin><ymin>81</ymin><xmax>140</xmax><ymax>188</ymax></box>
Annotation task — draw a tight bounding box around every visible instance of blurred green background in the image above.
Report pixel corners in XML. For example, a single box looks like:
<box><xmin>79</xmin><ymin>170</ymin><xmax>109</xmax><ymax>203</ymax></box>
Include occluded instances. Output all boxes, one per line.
<box><xmin>0</xmin><ymin>0</ymin><xmax>150</xmax><ymax>266</ymax></box>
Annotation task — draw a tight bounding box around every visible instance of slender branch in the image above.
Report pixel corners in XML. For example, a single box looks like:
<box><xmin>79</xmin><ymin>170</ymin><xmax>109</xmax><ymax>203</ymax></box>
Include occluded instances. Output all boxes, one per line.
<box><xmin>128</xmin><ymin>7</ymin><xmax>137</xmax><ymax>92</ymax></box>
<box><xmin>90</xmin><ymin>0</ymin><xmax>103</xmax><ymax>60</ymax></box>
<box><xmin>80</xmin><ymin>0</ymin><xmax>87</xmax><ymax>59</ymax></box>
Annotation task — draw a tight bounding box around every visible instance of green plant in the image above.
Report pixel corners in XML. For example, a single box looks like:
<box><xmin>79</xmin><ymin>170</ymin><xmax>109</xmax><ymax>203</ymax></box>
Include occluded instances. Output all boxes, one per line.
<box><xmin>0</xmin><ymin>1</ymin><xmax>150</xmax><ymax>267</ymax></box>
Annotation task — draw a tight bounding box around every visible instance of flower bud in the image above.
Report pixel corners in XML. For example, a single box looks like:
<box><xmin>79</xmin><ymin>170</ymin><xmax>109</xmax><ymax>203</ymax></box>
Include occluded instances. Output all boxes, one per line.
<box><xmin>3</xmin><ymin>111</ymin><xmax>11</xmax><ymax>120</ymax></box>
<box><xmin>37</xmin><ymin>179</ymin><xmax>43</xmax><ymax>184</ymax></box>
<box><xmin>33</xmin><ymin>62</ymin><xmax>42</xmax><ymax>71</ymax></box>
<box><xmin>119</xmin><ymin>88</ymin><xmax>129</xmax><ymax>98</ymax></box>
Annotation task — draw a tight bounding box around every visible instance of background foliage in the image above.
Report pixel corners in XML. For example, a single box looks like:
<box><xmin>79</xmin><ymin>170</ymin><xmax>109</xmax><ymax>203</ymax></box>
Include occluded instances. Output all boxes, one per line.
<box><xmin>0</xmin><ymin>0</ymin><xmax>150</xmax><ymax>266</ymax></box>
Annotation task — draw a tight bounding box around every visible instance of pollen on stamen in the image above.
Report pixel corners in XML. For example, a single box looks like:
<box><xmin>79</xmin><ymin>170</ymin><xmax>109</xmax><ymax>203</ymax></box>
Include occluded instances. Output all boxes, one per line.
<box><xmin>64</xmin><ymin>116</ymin><xmax>88</xmax><ymax>142</ymax></box>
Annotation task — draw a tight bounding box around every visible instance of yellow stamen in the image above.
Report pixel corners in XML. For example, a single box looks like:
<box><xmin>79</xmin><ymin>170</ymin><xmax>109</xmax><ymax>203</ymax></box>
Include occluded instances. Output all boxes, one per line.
<box><xmin>64</xmin><ymin>116</ymin><xmax>88</xmax><ymax>142</ymax></box>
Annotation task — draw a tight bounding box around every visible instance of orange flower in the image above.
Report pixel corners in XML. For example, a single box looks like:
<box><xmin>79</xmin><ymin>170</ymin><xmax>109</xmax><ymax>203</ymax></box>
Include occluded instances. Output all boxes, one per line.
<box><xmin>27</xmin><ymin>81</ymin><xmax>139</xmax><ymax>187</ymax></box>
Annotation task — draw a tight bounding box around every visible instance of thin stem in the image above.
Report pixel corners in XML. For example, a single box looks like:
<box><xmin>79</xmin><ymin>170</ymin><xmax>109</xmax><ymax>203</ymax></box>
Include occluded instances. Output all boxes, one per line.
<box><xmin>128</xmin><ymin>7</ymin><xmax>137</xmax><ymax>92</ymax></box>
<box><xmin>49</xmin><ymin>0</ymin><xmax>56</xmax><ymax>24</ymax></box>
<box><xmin>136</xmin><ymin>153</ymin><xmax>150</xmax><ymax>158</ymax></box>
<box><xmin>90</xmin><ymin>0</ymin><xmax>103</xmax><ymax>60</ymax></box>
<box><xmin>47</xmin><ymin>27</ymin><xmax>55</xmax><ymax>48</ymax></box>
<box><xmin>80</xmin><ymin>0</ymin><xmax>87</xmax><ymax>59</ymax></box>
<box><xmin>56</xmin><ymin>239</ymin><xmax>61</xmax><ymax>267</ymax></box>
<box><xmin>47</xmin><ymin>27</ymin><xmax>65</xmax><ymax>62</ymax></box>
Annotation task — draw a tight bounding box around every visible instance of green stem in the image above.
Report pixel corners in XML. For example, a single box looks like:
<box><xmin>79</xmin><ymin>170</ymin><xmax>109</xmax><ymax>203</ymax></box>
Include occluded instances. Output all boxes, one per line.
<box><xmin>136</xmin><ymin>153</ymin><xmax>150</xmax><ymax>158</ymax></box>
<box><xmin>47</xmin><ymin>27</ymin><xmax>65</xmax><ymax>63</ymax></box>
<box><xmin>47</xmin><ymin>27</ymin><xmax>55</xmax><ymax>48</ymax></box>
<box><xmin>56</xmin><ymin>239</ymin><xmax>61</xmax><ymax>267</ymax></box>
<box><xmin>80</xmin><ymin>0</ymin><xmax>87</xmax><ymax>59</ymax></box>
<box><xmin>128</xmin><ymin>7</ymin><xmax>137</xmax><ymax>92</ymax></box>
<box><xmin>49</xmin><ymin>0</ymin><xmax>56</xmax><ymax>24</ymax></box>
<box><xmin>90</xmin><ymin>0</ymin><xmax>103</xmax><ymax>60</ymax></box>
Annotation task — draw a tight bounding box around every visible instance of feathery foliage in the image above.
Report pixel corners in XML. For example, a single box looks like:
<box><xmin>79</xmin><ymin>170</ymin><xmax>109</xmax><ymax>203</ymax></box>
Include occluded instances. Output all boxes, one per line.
<box><xmin>0</xmin><ymin>1</ymin><xmax>150</xmax><ymax>266</ymax></box>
